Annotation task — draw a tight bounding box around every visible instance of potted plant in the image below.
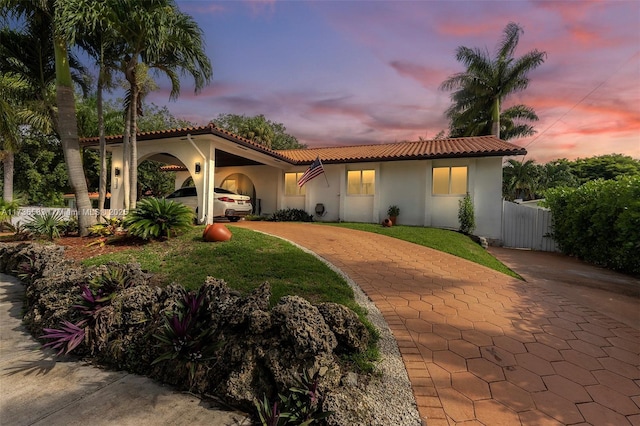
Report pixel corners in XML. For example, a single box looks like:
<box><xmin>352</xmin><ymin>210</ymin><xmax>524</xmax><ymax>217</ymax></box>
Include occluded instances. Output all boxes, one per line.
<box><xmin>387</xmin><ymin>205</ymin><xmax>400</xmax><ymax>225</ymax></box>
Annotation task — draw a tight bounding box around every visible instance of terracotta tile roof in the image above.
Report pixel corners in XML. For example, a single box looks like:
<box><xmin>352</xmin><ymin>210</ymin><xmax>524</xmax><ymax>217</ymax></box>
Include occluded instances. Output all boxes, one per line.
<box><xmin>81</xmin><ymin>125</ymin><xmax>526</xmax><ymax>165</ymax></box>
<box><xmin>80</xmin><ymin>124</ymin><xmax>293</xmax><ymax>163</ymax></box>
<box><xmin>280</xmin><ymin>136</ymin><xmax>526</xmax><ymax>164</ymax></box>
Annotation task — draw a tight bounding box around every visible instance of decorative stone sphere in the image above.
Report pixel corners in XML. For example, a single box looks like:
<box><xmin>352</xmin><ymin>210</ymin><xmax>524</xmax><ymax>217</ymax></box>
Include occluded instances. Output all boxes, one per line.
<box><xmin>203</xmin><ymin>223</ymin><xmax>232</xmax><ymax>242</ymax></box>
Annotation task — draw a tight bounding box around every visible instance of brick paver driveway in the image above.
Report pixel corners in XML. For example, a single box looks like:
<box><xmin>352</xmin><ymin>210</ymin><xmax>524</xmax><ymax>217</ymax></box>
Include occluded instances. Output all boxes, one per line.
<box><xmin>237</xmin><ymin>222</ymin><xmax>640</xmax><ymax>425</ymax></box>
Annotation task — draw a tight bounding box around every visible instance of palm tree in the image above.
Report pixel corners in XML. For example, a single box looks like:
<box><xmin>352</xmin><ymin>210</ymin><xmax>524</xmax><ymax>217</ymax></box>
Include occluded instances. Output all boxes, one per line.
<box><xmin>2</xmin><ymin>0</ymin><xmax>96</xmax><ymax>234</ymax></box>
<box><xmin>503</xmin><ymin>159</ymin><xmax>540</xmax><ymax>201</ymax></box>
<box><xmin>0</xmin><ymin>7</ymin><xmax>87</xmax><ymax>206</ymax></box>
<box><xmin>440</xmin><ymin>22</ymin><xmax>546</xmax><ymax>139</ymax></box>
<box><xmin>105</xmin><ymin>0</ymin><xmax>212</xmax><ymax>209</ymax></box>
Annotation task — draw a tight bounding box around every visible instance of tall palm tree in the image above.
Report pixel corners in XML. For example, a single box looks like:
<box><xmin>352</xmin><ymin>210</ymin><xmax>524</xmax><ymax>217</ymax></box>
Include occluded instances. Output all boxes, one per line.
<box><xmin>2</xmin><ymin>0</ymin><xmax>96</xmax><ymax>235</ymax></box>
<box><xmin>105</xmin><ymin>0</ymin><xmax>212</xmax><ymax>209</ymax></box>
<box><xmin>440</xmin><ymin>22</ymin><xmax>546</xmax><ymax>139</ymax></box>
<box><xmin>0</xmin><ymin>6</ymin><xmax>87</xmax><ymax>206</ymax></box>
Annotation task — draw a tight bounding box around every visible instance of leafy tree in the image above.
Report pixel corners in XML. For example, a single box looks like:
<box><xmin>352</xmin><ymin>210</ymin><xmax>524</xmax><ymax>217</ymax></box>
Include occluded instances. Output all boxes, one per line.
<box><xmin>569</xmin><ymin>154</ymin><xmax>640</xmax><ymax>185</ymax></box>
<box><xmin>138</xmin><ymin>104</ymin><xmax>195</xmax><ymax>132</ymax></box>
<box><xmin>137</xmin><ymin>160</ymin><xmax>175</xmax><ymax>198</ymax></box>
<box><xmin>537</xmin><ymin>159</ymin><xmax>577</xmax><ymax>193</ymax></box>
<box><xmin>212</xmin><ymin>113</ymin><xmax>306</xmax><ymax>150</ymax></box>
<box><xmin>440</xmin><ymin>22</ymin><xmax>546</xmax><ymax>139</ymax></box>
<box><xmin>12</xmin><ymin>130</ymin><xmax>69</xmax><ymax>206</ymax></box>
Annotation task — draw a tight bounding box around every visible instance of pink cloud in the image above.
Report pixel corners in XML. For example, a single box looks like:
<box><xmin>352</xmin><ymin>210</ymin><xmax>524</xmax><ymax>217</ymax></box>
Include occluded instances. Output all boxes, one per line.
<box><xmin>389</xmin><ymin>61</ymin><xmax>448</xmax><ymax>89</ymax></box>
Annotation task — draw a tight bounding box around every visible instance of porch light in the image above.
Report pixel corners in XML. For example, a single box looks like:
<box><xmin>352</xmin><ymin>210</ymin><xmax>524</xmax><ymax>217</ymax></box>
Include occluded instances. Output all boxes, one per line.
<box><xmin>195</xmin><ymin>162</ymin><xmax>201</xmax><ymax>174</ymax></box>
<box><xmin>114</xmin><ymin>167</ymin><xmax>121</xmax><ymax>176</ymax></box>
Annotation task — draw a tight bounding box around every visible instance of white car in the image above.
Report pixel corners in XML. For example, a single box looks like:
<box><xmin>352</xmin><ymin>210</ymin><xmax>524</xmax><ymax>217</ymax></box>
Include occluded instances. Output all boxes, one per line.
<box><xmin>165</xmin><ymin>187</ymin><xmax>252</xmax><ymax>222</ymax></box>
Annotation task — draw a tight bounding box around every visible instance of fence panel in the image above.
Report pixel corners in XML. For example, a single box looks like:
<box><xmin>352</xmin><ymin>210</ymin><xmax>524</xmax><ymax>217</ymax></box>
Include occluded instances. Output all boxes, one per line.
<box><xmin>502</xmin><ymin>201</ymin><xmax>558</xmax><ymax>252</ymax></box>
<box><xmin>11</xmin><ymin>207</ymin><xmax>76</xmax><ymax>226</ymax></box>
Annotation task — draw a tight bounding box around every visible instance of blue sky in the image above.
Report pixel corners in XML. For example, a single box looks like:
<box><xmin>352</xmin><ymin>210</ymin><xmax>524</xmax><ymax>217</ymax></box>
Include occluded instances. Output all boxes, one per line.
<box><xmin>143</xmin><ymin>0</ymin><xmax>640</xmax><ymax>163</ymax></box>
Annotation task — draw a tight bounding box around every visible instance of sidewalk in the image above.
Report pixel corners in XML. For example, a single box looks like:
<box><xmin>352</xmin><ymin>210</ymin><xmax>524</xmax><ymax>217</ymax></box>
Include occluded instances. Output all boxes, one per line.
<box><xmin>0</xmin><ymin>274</ymin><xmax>250</xmax><ymax>426</ymax></box>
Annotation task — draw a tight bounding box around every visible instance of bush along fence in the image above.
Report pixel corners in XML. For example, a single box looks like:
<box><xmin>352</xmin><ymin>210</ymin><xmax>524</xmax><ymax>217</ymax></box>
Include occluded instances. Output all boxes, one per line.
<box><xmin>544</xmin><ymin>175</ymin><xmax>640</xmax><ymax>275</ymax></box>
<box><xmin>0</xmin><ymin>243</ymin><xmax>377</xmax><ymax>425</ymax></box>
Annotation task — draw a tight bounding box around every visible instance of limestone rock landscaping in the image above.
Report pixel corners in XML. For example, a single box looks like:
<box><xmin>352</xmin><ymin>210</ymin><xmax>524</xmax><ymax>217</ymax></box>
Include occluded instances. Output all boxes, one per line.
<box><xmin>0</xmin><ymin>242</ymin><xmax>421</xmax><ymax>425</ymax></box>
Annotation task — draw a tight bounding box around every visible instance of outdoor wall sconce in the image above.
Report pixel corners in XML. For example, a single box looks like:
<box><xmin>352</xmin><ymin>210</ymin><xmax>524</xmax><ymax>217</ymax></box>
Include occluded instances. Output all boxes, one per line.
<box><xmin>195</xmin><ymin>162</ymin><xmax>201</xmax><ymax>174</ymax></box>
<box><xmin>114</xmin><ymin>167</ymin><xmax>121</xmax><ymax>176</ymax></box>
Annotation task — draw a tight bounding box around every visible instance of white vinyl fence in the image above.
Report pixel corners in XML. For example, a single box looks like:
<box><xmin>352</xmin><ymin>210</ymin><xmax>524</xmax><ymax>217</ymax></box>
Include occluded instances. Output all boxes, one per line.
<box><xmin>502</xmin><ymin>201</ymin><xmax>559</xmax><ymax>252</ymax></box>
<box><xmin>11</xmin><ymin>207</ymin><xmax>75</xmax><ymax>226</ymax></box>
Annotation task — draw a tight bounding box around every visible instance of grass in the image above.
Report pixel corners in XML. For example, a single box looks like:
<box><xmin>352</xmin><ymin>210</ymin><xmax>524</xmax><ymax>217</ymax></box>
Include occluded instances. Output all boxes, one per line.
<box><xmin>83</xmin><ymin>226</ymin><xmax>359</xmax><ymax>309</ymax></box>
<box><xmin>321</xmin><ymin>222</ymin><xmax>521</xmax><ymax>279</ymax></box>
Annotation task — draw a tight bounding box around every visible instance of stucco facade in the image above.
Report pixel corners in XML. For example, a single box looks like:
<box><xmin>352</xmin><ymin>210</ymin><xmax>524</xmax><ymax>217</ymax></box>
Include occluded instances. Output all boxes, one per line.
<box><xmin>86</xmin><ymin>125</ymin><xmax>526</xmax><ymax>242</ymax></box>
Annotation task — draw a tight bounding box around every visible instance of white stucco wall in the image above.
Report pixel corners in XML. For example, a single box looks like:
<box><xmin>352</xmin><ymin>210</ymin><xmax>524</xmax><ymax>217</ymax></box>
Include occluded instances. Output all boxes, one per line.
<box><xmin>107</xmin><ymin>134</ymin><xmax>503</xmax><ymax>239</ymax></box>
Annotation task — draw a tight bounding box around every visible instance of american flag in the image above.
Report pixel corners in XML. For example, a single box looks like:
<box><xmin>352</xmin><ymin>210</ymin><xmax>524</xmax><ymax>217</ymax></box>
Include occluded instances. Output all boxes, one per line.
<box><xmin>297</xmin><ymin>156</ymin><xmax>325</xmax><ymax>187</ymax></box>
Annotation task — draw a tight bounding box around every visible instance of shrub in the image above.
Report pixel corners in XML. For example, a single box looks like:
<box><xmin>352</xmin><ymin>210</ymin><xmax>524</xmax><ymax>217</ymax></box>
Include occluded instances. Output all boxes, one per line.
<box><xmin>268</xmin><ymin>208</ymin><xmax>313</xmax><ymax>222</ymax></box>
<box><xmin>24</xmin><ymin>211</ymin><xmax>65</xmax><ymax>240</ymax></box>
<box><xmin>458</xmin><ymin>193</ymin><xmax>476</xmax><ymax>235</ymax></box>
<box><xmin>0</xmin><ymin>199</ymin><xmax>20</xmax><ymax>231</ymax></box>
<box><xmin>60</xmin><ymin>217</ymin><xmax>79</xmax><ymax>236</ymax></box>
<box><xmin>88</xmin><ymin>217</ymin><xmax>122</xmax><ymax>237</ymax></box>
<box><xmin>123</xmin><ymin>198</ymin><xmax>194</xmax><ymax>240</ymax></box>
<box><xmin>254</xmin><ymin>369</ymin><xmax>332</xmax><ymax>426</ymax></box>
<box><xmin>544</xmin><ymin>175</ymin><xmax>640</xmax><ymax>274</ymax></box>
<box><xmin>152</xmin><ymin>290</ymin><xmax>219</xmax><ymax>388</ymax></box>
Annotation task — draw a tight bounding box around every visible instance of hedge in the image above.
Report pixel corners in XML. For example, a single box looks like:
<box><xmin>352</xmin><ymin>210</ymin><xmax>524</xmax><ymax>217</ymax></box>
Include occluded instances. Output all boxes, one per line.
<box><xmin>544</xmin><ymin>175</ymin><xmax>639</xmax><ymax>275</ymax></box>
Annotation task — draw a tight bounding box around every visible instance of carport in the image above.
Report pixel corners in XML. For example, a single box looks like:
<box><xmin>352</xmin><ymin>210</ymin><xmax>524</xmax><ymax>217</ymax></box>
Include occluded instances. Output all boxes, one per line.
<box><xmin>81</xmin><ymin>124</ymin><xmax>293</xmax><ymax>224</ymax></box>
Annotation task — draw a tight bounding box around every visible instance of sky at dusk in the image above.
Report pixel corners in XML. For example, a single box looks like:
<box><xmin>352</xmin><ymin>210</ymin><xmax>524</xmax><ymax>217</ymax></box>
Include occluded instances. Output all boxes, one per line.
<box><xmin>144</xmin><ymin>0</ymin><xmax>640</xmax><ymax>163</ymax></box>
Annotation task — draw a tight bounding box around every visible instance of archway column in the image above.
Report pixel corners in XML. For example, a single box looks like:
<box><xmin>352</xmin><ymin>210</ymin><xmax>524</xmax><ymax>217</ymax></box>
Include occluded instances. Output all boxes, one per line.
<box><xmin>204</xmin><ymin>143</ymin><xmax>216</xmax><ymax>224</ymax></box>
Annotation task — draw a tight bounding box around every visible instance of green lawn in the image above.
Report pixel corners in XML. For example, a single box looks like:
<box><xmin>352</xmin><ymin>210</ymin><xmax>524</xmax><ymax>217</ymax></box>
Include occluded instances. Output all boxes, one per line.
<box><xmin>321</xmin><ymin>222</ymin><xmax>520</xmax><ymax>279</ymax></box>
<box><xmin>83</xmin><ymin>226</ymin><xmax>358</xmax><ymax>309</ymax></box>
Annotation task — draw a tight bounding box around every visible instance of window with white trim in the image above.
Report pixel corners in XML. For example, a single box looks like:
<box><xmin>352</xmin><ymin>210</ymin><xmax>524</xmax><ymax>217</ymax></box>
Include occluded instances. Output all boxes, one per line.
<box><xmin>284</xmin><ymin>172</ymin><xmax>306</xmax><ymax>196</ymax></box>
<box><xmin>347</xmin><ymin>169</ymin><xmax>375</xmax><ymax>195</ymax></box>
<box><xmin>432</xmin><ymin>166</ymin><xmax>468</xmax><ymax>195</ymax></box>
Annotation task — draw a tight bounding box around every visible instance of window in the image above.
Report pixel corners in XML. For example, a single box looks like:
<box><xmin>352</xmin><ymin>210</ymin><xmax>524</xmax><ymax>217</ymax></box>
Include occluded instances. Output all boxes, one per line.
<box><xmin>432</xmin><ymin>166</ymin><xmax>468</xmax><ymax>195</ymax></box>
<box><xmin>347</xmin><ymin>169</ymin><xmax>375</xmax><ymax>195</ymax></box>
<box><xmin>284</xmin><ymin>172</ymin><xmax>306</xmax><ymax>196</ymax></box>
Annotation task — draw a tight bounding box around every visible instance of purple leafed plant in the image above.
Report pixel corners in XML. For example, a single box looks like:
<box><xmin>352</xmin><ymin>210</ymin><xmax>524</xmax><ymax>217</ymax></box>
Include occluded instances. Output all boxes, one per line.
<box><xmin>73</xmin><ymin>285</ymin><xmax>114</xmax><ymax>317</ymax></box>
<box><xmin>40</xmin><ymin>319</ymin><xmax>87</xmax><ymax>355</ymax></box>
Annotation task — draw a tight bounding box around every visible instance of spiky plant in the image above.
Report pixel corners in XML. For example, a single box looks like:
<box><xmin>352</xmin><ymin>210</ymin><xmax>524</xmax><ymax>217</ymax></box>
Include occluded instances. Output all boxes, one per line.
<box><xmin>24</xmin><ymin>211</ymin><xmax>65</xmax><ymax>240</ymax></box>
<box><xmin>40</xmin><ymin>320</ymin><xmax>87</xmax><ymax>355</ymax></box>
<box><xmin>123</xmin><ymin>198</ymin><xmax>194</xmax><ymax>240</ymax></box>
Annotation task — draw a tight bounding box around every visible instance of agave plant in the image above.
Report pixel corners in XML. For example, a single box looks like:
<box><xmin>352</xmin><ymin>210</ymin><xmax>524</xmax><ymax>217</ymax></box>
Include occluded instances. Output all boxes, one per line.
<box><xmin>40</xmin><ymin>319</ymin><xmax>87</xmax><ymax>355</ymax></box>
<box><xmin>123</xmin><ymin>198</ymin><xmax>194</xmax><ymax>240</ymax></box>
<box><xmin>24</xmin><ymin>211</ymin><xmax>65</xmax><ymax>240</ymax></box>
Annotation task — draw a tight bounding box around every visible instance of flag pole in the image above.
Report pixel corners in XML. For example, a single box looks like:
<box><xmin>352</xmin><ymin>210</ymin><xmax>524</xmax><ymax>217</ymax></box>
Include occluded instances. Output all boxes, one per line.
<box><xmin>319</xmin><ymin>157</ymin><xmax>330</xmax><ymax>187</ymax></box>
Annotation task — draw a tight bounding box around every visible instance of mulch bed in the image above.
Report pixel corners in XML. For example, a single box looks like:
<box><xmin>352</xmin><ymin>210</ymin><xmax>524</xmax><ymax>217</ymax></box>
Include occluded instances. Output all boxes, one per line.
<box><xmin>0</xmin><ymin>234</ymin><xmax>147</xmax><ymax>262</ymax></box>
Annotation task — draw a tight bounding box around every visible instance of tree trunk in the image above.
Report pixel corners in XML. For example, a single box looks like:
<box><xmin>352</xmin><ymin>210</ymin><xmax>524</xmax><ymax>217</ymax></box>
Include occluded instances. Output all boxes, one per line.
<box><xmin>97</xmin><ymin>48</ymin><xmax>107</xmax><ymax>220</ymax></box>
<box><xmin>122</xmin><ymin>105</ymin><xmax>131</xmax><ymax>211</ymax></box>
<box><xmin>491</xmin><ymin>97</ymin><xmax>501</xmax><ymax>138</ymax></box>
<box><xmin>3</xmin><ymin>152</ymin><xmax>14</xmax><ymax>202</ymax></box>
<box><xmin>129</xmin><ymin>85</ymin><xmax>138</xmax><ymax>209</ymax></box>
<box><xmin>54</xmin><ymin>36</ymin><xmax>96</xmax><ymax>236</ymax></box>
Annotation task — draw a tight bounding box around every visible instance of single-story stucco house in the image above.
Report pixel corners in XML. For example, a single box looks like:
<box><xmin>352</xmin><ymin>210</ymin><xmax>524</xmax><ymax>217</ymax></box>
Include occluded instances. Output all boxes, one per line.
<box><xmin>81</xmin><ymin>124</ymin><xmax>526</xmax><ymax>241</ymax></box>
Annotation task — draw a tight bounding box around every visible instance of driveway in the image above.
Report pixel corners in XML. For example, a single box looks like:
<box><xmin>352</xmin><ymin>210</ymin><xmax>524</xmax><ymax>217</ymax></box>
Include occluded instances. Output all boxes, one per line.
<box><xmin>237</xmin><ymin>222</ymin><xmax>640</xmax><ymax>425</ymax></box>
